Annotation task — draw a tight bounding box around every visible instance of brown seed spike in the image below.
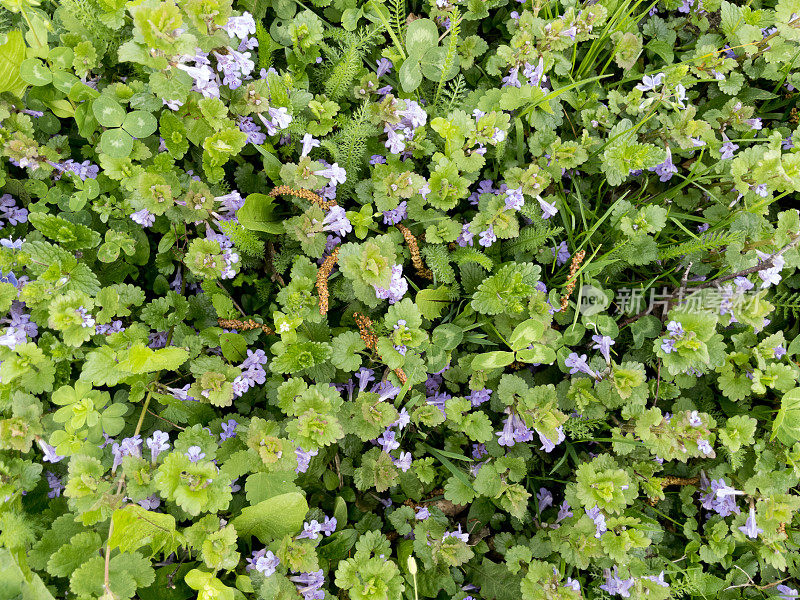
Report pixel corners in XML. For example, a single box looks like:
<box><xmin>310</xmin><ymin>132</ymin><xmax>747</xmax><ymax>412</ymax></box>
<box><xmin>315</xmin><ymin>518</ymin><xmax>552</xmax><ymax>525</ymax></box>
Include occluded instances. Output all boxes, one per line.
<box><xmin>395</xmin><ymin>224</ymin><xmax>433</xmax><ymax>279</ymax></box>
<box><xmin>354</xmin><ymin>312</ymin><xmax>407</xmax><ymax>383</ymax></box>
<box><xmin>316</xmin><ymin>247</ymin><xmax>339</xmax><ymax>315</ymax></box>
<box><xmin>217</xmin><ymin>318</ymin><xmax>274</xmax><ymax>336</ymax></box>
<box><xmin>269</xmin><ymin>185</ymin><xmax>337</xmax><ymax>209</ymax></box>
<box><xmin>560</xmin><ymin>249</ymin><xmax>586</xmax><ymax>311</ymax></box>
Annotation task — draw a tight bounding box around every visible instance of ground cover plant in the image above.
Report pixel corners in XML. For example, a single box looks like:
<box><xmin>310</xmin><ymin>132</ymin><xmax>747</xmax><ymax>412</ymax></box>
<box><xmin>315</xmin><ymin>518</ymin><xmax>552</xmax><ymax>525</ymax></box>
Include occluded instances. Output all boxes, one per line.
<box><xmin>1</xmin><ymin>0</ymin><xmax>800</xmax><ymax>598</ymax></box>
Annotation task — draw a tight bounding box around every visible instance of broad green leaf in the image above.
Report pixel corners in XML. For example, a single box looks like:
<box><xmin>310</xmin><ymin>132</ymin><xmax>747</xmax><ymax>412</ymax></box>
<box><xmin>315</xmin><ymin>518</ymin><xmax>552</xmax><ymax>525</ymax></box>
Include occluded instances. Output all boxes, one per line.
<box><xmin>773</xmin><ymin>387</ymin><xmax>800</xmax><ymax>445</ymax></box>
<box><xmin>0</xmin><ymin>31</ymin><xmax>28</xmax><ymax>97</ymax></box>
<box><xmin>232</xmin><ymin>492</ymin><xmax>308</xmax><ymax>542</ymax></box>
<box><xmin>399</xmin><ymin>57</ymin><xmax>423</xmax><ymax>93</ymax></box>
<box><xmin>122</xmin><ymin>110</ymin><xmax>158</xmax><ymax>138</ymax></box>
<box><xmin>100</xmin><ymin>128</ymin><xmax>134</xmax><ymax>158</ymax></box>
<box><xmin>405</xmin><ymin>18</ymin><xmax>438</xmax><ymax>57</ymax></box>
<box><xmin>471</xmin><ymin>351</ymin><xmax>515</xmax><ymax>370</ymax></box>
<box><xmin>508</xmin><ymin>318</ymin><xmax>546</xmax><ymax>351</ymax></box>
<box><xmin>516</xmin><ymin>344</ymin><xmax>556</xmax><ymax>364</ymax></box>
<box><xmin>19</xmin><ymin>58</ymin><xmax>52</xmax><ymax>86</ymax></box>
<box><xmin>93</xmin><ymin>96</ymin><xmax>126</xmax><ymax>127</ymax></box>
<box><xmin>237</xmin><ymin>193</ymin><xmax>282</xmax><ymax>234</ymax></box>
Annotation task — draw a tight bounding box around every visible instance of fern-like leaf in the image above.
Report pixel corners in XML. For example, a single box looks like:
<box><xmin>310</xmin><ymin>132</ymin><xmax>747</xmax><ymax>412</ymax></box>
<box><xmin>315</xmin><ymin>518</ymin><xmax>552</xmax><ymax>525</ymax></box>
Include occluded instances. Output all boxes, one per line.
<box><xmin>657</xmin><ymin>231</ymin><xmax>741</xmax><ymax>261</ymax></box>
<box><xmin>217</xmin><ymin>221</ymin><xmax>265</xmax><ymax>258</ymax></box>
<box><xmin>421</xmin><ymin>245</ymin><xmax>456</xmax><ymax>284</ymax></box>
<box><xmin>452</xmin><ymin>246</ymin><xmax>494</xmax><ymax>271</ymax></box>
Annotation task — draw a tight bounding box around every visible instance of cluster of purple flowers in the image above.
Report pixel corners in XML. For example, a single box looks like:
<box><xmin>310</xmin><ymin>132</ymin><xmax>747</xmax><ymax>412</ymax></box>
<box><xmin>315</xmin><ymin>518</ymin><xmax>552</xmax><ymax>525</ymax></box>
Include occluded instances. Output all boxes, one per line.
<box><xmin>698</xmin><ymin>474</ymin><xmax>743</xmax><ymax>517</ymax></box>
<box><xmin>384</xmin><ymin>99</ymin><xmax>427</xmax><ymax>155</ymax></box>
<box><xmin>232</xmin><ymin>348</ymin><xmax>268</xmax><ymax>397</ymax></box>
<box><xmin>111</xmin><ymin>434</ymin><xmax>143</xmax><ymax>472</ymax></box>
<box><xmin>535</xmin><ymin>488</ymin><xmax>573</xmax><ymax>528</ymax></box>
<box><xmin>660</xmin><ymin>320</ymin><xmax>685</xmax><ymax>354</ymax></box>
<box><xmin>383</xmin><ymin>200</ymin><xmax>407</xmax><ymax>225</ymax></box>
<box><xmin>496</xmin><ymin>407</ymin><xmax>565</xmax><ymax>453</ymax></box>
<box><xmin>373</xmin><ymin>264</ymin><xmax>408</xmax><ymax>304</ymax></box>
<box><xmin>289</xmin><ymin>570</ymin><xmax>325</xmax><ymax>600</ymax></box>
<box><xmin>49</xmin><ymin>159</ymin><xmax>99</xmax><ymax>181</ymax></box>
<box><xmin>246</xmin><ymin>548</ymin><xmax>280</xmax><ymax>575</ymax></box>
<box><xmin>501</xmin><ymin>56</ymin><xmax>548</xmax><ymax>89</ymax></box>
<box><xmin>297</xmin><ymin>515</ymin><xmax>337</xmax><ymax>540</ymax></box>
<box><xmin>205</xmin><ymin>225</ymin><xmax>241</xmax><ymax>280</ymax></box>
<box><xmin>0</xmin><ymin>301</ymin><xmax>37</xmax><ymax>350</ymax></box>
<box><xmin>0</xmin><ymin>194</ymin><xmax>28</xmax><ymax>226</ymax></box>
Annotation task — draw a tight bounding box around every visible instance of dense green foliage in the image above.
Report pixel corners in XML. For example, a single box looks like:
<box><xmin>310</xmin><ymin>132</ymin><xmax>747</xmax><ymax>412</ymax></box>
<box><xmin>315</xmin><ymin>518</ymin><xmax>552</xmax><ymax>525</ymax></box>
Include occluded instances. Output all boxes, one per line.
<box><xmin>1</xmin><ymin>0</ymin><xmax>800</xmax><ymax>598</ymax></box>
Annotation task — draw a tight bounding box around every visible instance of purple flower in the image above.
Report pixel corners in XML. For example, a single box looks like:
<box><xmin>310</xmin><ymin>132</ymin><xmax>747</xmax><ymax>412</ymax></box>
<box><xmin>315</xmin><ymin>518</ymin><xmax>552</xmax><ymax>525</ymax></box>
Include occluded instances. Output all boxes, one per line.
<box><xmin>376</xmin><ymin>58</ymin><xmax>393</xmax><ymax>77</ymax></box>
<box><xmin>564</xmin><ymin>352</ymin><xmax>596</xmax><ymax>377</ymax></box>
<box><xmin>185</xmin><ymin>445</ymin><xmax>205</xmax><ymax>462</ymax></box>
<box><xmin>373</xmin><ymin>264</ymin><xmax>408</xmax><ymax>304</ymax></box>
<box><xmin>643</xmin><ymin>572</ymin><xmax>669</xmax><ymax>588</ymax></box>
<box><xmin>220</xmin><ymin>419</ymin><xmax>238</xmax><ymax>441</ymax></box>
<box><xmin>247</xmin><ymin>548</ymin><xmax>279</xmax><ymax>576</ymax></box>
<box><xmin>146</xmin><ymin>430</ymin><xmax>170</xmax><ymax>462</ymax></box>
<box><xmin>443</xmin><ymin>524</ymin><xmax>469</xmax><ymax>543</ymax></box>
<box><xmin>688</xmin><ymin>410</ymin><xmax>702</xmax><ymax>427</ymax></box>
<box><xmin>504</xmin><ymin>188</ymin><xmax>525</xmax><ymax>211</ymax></box>
<box><xmin>76</xmin><ymin>306</ymin><xmax>95</xmax><ymax>329</ymax></box>
<box><xmin>599</xmin><ymin>566</ymin><xmax>635</xmax><ymax>598</ymax></box>
<box><xmin>587</xmin><ymin>506</ymin><xmax>607</xmax><ymax>538</ymax></box>
<box><xmin>697</xmin><ymin>439</ymin><xmax>713</xmax><ymax>456</ymax></box>
<box><xmin>39</xmin><ymin>440</ymin><xmax>64</xmax><ymax>464</ymax></box>
<box><xmin>649</xmin><ymin>147</ymin><xmax>678</xmax><ymax>182</ymax></box>
<box><xmin>356</xmin><ymin>367</ymin><xmax>375</xmax><ymax>391</ymax></box>
<box><xmin>457</xmin><ymin>222</ymin><xmax>475</xmax><ymax>247</ymax></box>
<box><xmin>46</xmin><ymin>472</ymin><xmax>64</xmax><ymax>498</ymax></box>
<box><xmin>777</xmin><ymin>585</ymin><xmax>799</xmax><ymax>600</ymax></box>
<box><xmin>555</xmin><ymin>500</ymin><xmax>573</xmax><ymax>523</ymax></box>
<box><xmin>289</xmin><ymin>570</ymin><xmax>325</xmax><ymax>600</ymax></box>
<box><xmin>316</xmin><ymin>163</ymin><xmax>347</xmax><ymax>186</ymax></box>
<box><xmin>321</xmin><ymin>206</ymin><xmax>352</xmax><ymax>237</ymax></box>
<box><xmin>699</xmin><ymin>477</ymin><xmax>742</xmax><ymax>516</ymax></box>
<box><xmin>131</xmin><ymin>208</ymin><xmax>155</xmax><ymax>227</ymax></box>
<box><xmin>383</xmin><ymin>201</ymin><xmax>407</xmax><ymax>225</ymax></box>
<box><xmin>479</xmin><ymin>226</ymin><xmax>497</xmax><ymax>247</ymax></box>
<box><xmin>138</xmin><ymin>494</ymin><xmax>161</xmax><ymax>510</ymax></box>
<box><xmin>552</xmin><ymin>241</ymin><xmax>570</xmax><ymax>266</ymax></box>
<box><xmin>297</xmin><ymin>520</ymin><xmax>323</xmax><ymax>540</ymax></box>
<box><xmin>720</xmin><ymin>133</ymin><xmax>739</xmax><ymax>160</ymax></box>
<box><xmin>392</xmin><ymin>407</ymin><xmax>410</xmax><ymax>431</ymax></box>
<box><xmin>538</xmin><ymin>196</ymin><xmax>558</xmax><ymax>219</ymax></box>
<box><xmin>537</xmin><ymin>488</ymin><xmax>554</xmax><ymax>512</ymax></box>
<box><xmin>738</xmin><ymin>506</ymin><xmax>763</xmax><ymax>539</ymax></box>
<box><xmin>415</xmin><ymin>506</ymin><xmax>430</xmax><ymax>520</ymax></box>
<box><xmin>394</xmin><ymin>451</ymin><xmax>412</xmax><ymax>472</ymax></box>
<box><xmin>295</xmin><ymin>447</ymin><xmax>318</xmax><ymax>473</ymax></box>
<box><xmin>377</xmin><ymin>429</ymin><xmax>400</xmax><ymax>453</ymax></box>
<box><xmin>774</xmin><ymin>345</ymin><xmax>787</xmax><ymax>359</ymax></box>
<box><xmin>591</xmin><ymin>335</ymin><xmax>614</xmax><ymax>363</ymax></box>
<box><xmin>370</xmin><ymin>155</ymin><xmax>387</xmax><ymax>165</ymax></box>
<box><xmin>468</xmin><ymin>388</ymin><xmax>492</xmax><ymax>407</ymax></box>
<box><xmin>635</xmin><ymin>73</ymin><xmax>664</xmax><ymax>92</ymax></box>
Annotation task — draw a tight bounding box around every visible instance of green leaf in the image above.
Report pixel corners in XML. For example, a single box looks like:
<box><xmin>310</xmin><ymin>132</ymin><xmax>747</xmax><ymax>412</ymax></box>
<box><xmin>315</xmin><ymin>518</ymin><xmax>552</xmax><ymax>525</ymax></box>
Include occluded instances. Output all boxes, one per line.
<box><xmin>405</xmin><ymin>19</ymin><xmax>438</xmax><ymax>57</ymax></box>
<box><xmin>19</xmin><ymin>58</ymin><xmax>52</xmax><ymax>86</ymax></box>
<box><xmin>116</xmin><ymin>344</ymin><xmax>190</xmax><ymax>374</ymax></box>
<box><xmin>93</xmin><ymin>96</ymin><xmax>126</xmax><ymax>128</ymax></box>
<box><xmin>238</xmin><ymin>193</ymin><xmax>283</xmax><ymax>234</ymax></box>
<box><xmin>0</xmin><ymin>31</ymin><xmax>28</xmax><ymax>97</ymax></box>
<box><xmin>399</xmin><ymin>57</ymin><xmax>423</xmax><ymax>92</ymax></box>
<box><xmin>108</xmin><ymin>505</ymin><xmax>182</xmax><ymax>557</ymax></box>
<box><xmin>28</xmin><ymin>212</ymin><xmax>101</xmax><ymax>251</ymax></box>
<box><xmin>471</xmin><ymin>351</ymin><xmax>515</xmax><ymax>370</ymax></box>
<box><xmin>515</xmin><ymin>345</ymin><xmax>556</xmax><ymax>364</ymax></box>
<box><xmin>122</xmin><ymin>110</ymin><xmax>158</xmax><ymax>138</ymax></box>
<box><xmin>508</xmin><ymin>318</ymin><xmax>546</xmax><ymax>351</ymax></box>
<box><xmin>219</xmin><ymin>332</ymin><xmax>247</xmax><ymax>363</ymax></box>
<box><xmin>232</xmin><ymin>492</ymin><xmax>308</xmax><ymax>543</ymax></box>
<box><xmin>773</xmin><ymin>387</ymin><xmax>800</xmax><ymax>445</ymax></box>
<box><xmin>416</xmin><ymin>286</ymin><xmax>451</xmax><ymax>320</ymax></box>
<box><xmin>100</xmin><ymin>128</ymin><xmax>134</xmax><ymax>158</ymax></box>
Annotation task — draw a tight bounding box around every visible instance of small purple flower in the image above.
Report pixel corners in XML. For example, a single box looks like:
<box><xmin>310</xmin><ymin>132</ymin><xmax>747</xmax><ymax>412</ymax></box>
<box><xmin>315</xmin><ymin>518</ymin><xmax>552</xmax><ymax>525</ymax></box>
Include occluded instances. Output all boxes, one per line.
<box><xmin>220</xmin><ymin>419</ymin><xmax>238</xmax><ymax>441</ymax></box>
<box><xmin>46</xmin><ymin>472</ymin><xmax>64</xmax><ymax>498</ymax></box>
<box><xmin>185</xmin><ymin>445</ymin><xmax>205</xmax><ymax>462</ymax></box>
<box><xmin>39</xmin><ymin>440</ymin><xmax>64</xmax><ymax>463</ymax></box>
<box><xmin>564</xmin><ymin>352</ymin><xmax>596</xmax><ymax>377</ymax></box>
<box><xmin>587</xmin><ymin>506</ymin><xmax>607</xmax><ymax>538</ymax></box>
<box><xmin>552</xmin><ymin>241</ymin><xmax>570</xmax><ymax>266</ymax></box>
<box><xmin>738</xmin><ymin>506</ymin><xmax>763</xmax><ymax>539</ymax></box>
<box><xmin>504</xmin><ymin>188</ymin><xmax>525</xmax><ymax>211</ymax></box>
<box><xmin>538</xmin><ymin>197</ymin><xmax>558</xmax><ymax>219</ymax></box>
<box><xmin>383</xmin><ymin>201</ymin><xmax>407</xmax><ymax>225</ymax></box>
<box><xmin>537</xmin><ymin>488</ymin><xmax>554</xmax><ymax>512</ymax></box>
<box><xmin>376</xmin><ymin>58</ymin><xmax>393</xmax><ymax>77</ymax></box>
<box><xmin>300</xmin><ymin>133</ymin><xmax>320</xmax><ymax>157</ymax></box>
<box><xmin>777</xmin><ymin>585</ymin><xmax>799</xmax><ymax>600</ymax></box>
<box><xmin>591</xmin><ymin>335</ymin><xmax>614</xmax><ymax>363</ymax></box>
<box><xmin>250</xmin><ymin>549</ymin><xmax>280</xmax><ymax>576</ymax></box>
<box><xmin>146</xmin><ymin>430</ymin><xmax>170</xmax><ymax>462</ymax></box>
<box><xmin>479</xmin><ymin>225</ymin><xmax>497</xmax><ymax>247</ymax></box>
<box><xmin>295</xmin><ymin>447</ymin><xmax>319</xmax><ymax>474</ymax></box>
<box><xmin>131</xmin><ymin>208</ymin><xmax>155</xmax><ymax>227</ymax></box>
<box><xmin>376</xmin><ymin>429</ymin><xmax>400</xmax><ymax>453</ymax></box>
<box><xmin>394</xmin><ymin>451</ymin><xmax>412</xmax><ymax>472</ymax></box>
<box><xmin>415</xmin><ymin>506</ymin><xmax>430</xmax><ymax>520</ymax></box>
<box><xmin>468</xmin><ymin>388</ymin><xmax>492</xmax><ymax>407</ymax></box>
<box><xmin>649</xmin><ymin>147</ymin><xmax>678</xmax><ymax>182</ymax></box>
<box><xmin>774</xmin><ymin>345</ymin><xmax>787</xmax><ymax>359</ymax></box>
<box><xmin>599</xmin><ymin>566</ymin><xmax>635</xmax><ymax>598</ymax></box>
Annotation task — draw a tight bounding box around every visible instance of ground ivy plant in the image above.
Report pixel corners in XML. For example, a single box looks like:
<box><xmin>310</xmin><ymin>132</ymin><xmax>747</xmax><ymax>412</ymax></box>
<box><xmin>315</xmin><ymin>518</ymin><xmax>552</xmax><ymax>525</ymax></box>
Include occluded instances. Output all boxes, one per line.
<box><xmin>1</xmin><ymin>0</ymin><xmax>800</xmax><ymax>598</ymax></box>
